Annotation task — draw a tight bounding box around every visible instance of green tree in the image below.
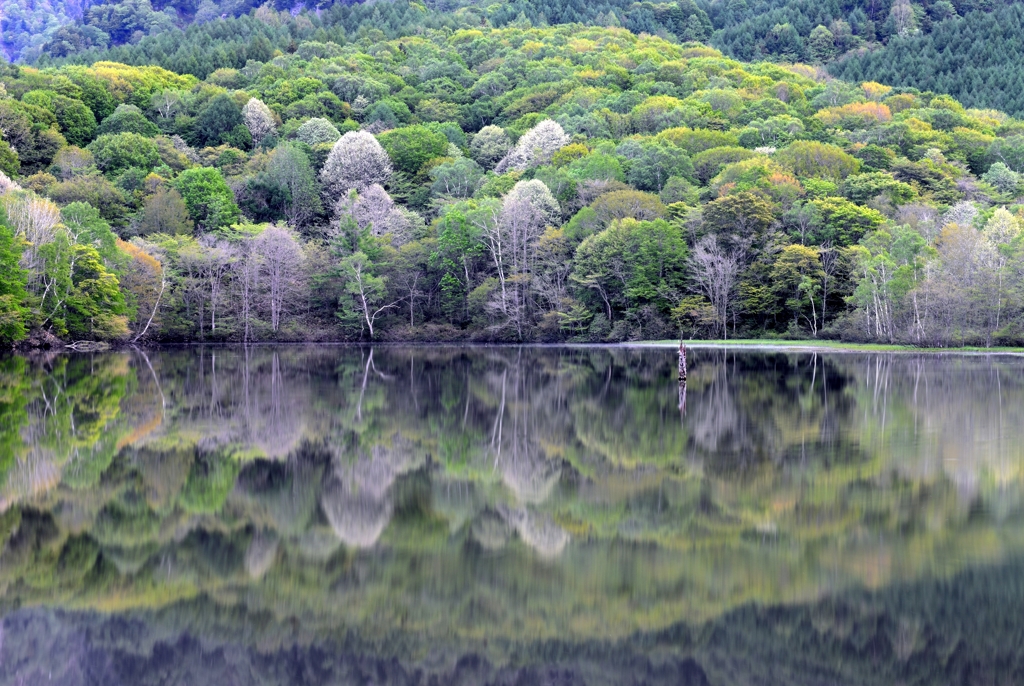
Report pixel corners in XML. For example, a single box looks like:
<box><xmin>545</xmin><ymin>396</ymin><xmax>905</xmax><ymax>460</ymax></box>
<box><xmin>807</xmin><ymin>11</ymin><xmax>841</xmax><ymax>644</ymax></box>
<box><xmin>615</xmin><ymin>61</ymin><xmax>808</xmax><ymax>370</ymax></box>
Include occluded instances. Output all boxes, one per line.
<box><xmin>778</xmin><ymin>141</ymin><xmax>861</xmax><ymax>181</ymax></box>
<box><xmin>0</xmin><ymin>221</ymin><xmax>28</xmax><ymax>345</ymax></box>
<box><xmin>701</xmin><ymin>192</ymin><xmax>776</xmax><ymax>246</ymax></box>
<box><xmin>339</xmin><ymin>250</ymin><xmax>394</xmax><ymax>338</ymax></box>
<box><xmin>572</xmin><ymin>218</ymin><xmax>688</xmax><ymax>330</ymax></box>
<box><xmin>807</xmin><ymin>25</ymin><xmax>837</xmax><ymax>63</ymax></box>
<box><xmin>173</xmin><ymin>167</ymin><xmax>240</xmax><ymax>231</ymax></box>
<box><xmin>807</xmin><ymin>196</ymin><xmax>886</xmax><ymax>246</ymax></box>
<box><xmin>96</xmin><ymin>104</ymin><xmax>158</xmax><ymax>137</ymax></box>
<box><xmin>53</xmin><ymin>95</ymin><xmax>98</xmax><ymax>147</ymax></box>
<box><xmin>137</xmin><ymin>187</ymin><xmax>192</xmax><ymax>236</ymax></box>
<box><xmin>192</xmin><ymin>93</ymin><xmax>244</xmax><ymax>147</ymax></box>
<box><xmin>64</xmin><ymin>244</ymin><xmax>131</xmax><ymax>341</ymax></box>
<box><xmin>378</xmin><ymin>125</ymin><xmax>450</xmax><ymax>176</ymax></box>
<box><xmin>86</xmin><ymin>132</ymin><xmax>160</xmax><ymax>174</ymax></box>
<box><xmin>771</xmin><ymin>244</ymin><xmax>825</xmax><ymax>335</ymax></box>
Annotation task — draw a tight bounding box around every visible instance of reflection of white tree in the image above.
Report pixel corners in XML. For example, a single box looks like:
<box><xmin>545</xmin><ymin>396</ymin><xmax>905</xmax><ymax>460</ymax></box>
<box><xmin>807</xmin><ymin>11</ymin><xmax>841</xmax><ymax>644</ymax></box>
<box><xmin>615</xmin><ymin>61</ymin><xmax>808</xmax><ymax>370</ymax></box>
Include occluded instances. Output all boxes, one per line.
<box><xmin>498</xmin><ymin>505</ymin><xmax>569</xmax><ymax>558</ymax></box>
<box><xmin>320</xmin><ymin>435</ymin><xmax>422</xmax><ymax>548</ymax></box>
<box><xmin>245</xmin><ymin>530</ymin><xmax>279</xmax><ymax>579</ymax></box>
<box><xmin>489</xmin><ymin>355</ymin><xmax>564</xmax><ymax>505</ymax></box>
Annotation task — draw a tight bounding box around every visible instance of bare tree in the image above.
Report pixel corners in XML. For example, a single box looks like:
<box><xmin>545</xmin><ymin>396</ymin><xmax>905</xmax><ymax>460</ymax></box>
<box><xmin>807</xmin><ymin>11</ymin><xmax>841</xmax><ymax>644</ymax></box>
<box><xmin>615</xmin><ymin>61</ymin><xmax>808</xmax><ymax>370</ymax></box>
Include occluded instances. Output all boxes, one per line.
<box><xmin>232</xmin><ymin>230</ymin><xmax>262</xmax><ymax>343</ymax></box>
<box><xmin>255</xmin><ymin>225</ymin><xmax>304</xmax><ymax>332</ymax></box>
<box><xmin>819</xmin><ymin>241</ymin><xmax>839</xmax><ymax>329</ymax></box>
<box><xmin>482</xmin><ymin>180</ymin><xmax>560</xmax><ymax>338</ymax></box>
<box><xmin>688</xmin><ymin>235</ymin><xmax>741</xmax><ymax>340</ymax></box>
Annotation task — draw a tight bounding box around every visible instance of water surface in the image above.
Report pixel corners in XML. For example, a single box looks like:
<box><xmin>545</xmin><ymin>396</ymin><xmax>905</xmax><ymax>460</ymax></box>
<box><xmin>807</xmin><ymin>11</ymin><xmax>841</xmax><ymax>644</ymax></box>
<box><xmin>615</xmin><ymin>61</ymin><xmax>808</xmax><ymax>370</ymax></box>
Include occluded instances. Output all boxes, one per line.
<box><xmin>1</xmin><ymin>346</ymin><xmax>1023</xmax><ymax>684</ymax></box>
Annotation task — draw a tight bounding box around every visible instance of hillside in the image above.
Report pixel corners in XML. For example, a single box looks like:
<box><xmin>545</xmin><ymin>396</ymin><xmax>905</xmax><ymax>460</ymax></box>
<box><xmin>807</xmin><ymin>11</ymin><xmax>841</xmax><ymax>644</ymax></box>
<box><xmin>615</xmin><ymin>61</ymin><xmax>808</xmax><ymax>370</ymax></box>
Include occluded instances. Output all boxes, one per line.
<box><xmin>0</xmin><ymin>16</ymin><xmax>1024</xmax><ymax>346</ymax></box>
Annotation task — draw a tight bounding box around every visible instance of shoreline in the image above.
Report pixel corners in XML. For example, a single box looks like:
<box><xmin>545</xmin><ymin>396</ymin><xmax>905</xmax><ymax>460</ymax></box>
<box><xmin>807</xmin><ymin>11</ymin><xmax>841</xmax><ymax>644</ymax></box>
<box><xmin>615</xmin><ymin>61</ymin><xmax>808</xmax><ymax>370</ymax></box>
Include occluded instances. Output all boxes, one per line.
<box><xmin>627</xmin><ymin>339</ymin><xmax>1024</xmax><ymax>354</ymax></box>
<box><xmin>11</xmin><ymin>339</ymin><xmax>1024</xmax><ymax>355</ymax></box>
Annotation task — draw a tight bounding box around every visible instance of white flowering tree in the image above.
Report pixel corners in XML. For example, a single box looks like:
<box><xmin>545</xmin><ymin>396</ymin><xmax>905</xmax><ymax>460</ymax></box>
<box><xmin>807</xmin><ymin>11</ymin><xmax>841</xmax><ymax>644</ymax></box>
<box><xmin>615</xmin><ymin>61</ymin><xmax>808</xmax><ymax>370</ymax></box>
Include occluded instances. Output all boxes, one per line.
<box><xmin>242</xmin><ymin>98</ymin><xmax>276</xmax><ymax>148</ymax></box>
<box><xmin>335</xmin><ymin>184</ymin><xmax>413</xmax><ymax>244</ymax></box>
<box><xmin>495</xmin><ymin>120</ymin><xmax>570</xmax><ymax>173</ymax></box>
<box><xmin>320</xmin><ymin>131</ymin><xmax>393</xmax><ymax>195</ymax></box>
<box><xmin>296</xmin><ymin>117</ymin><xmax>341</xmax><ymax>146</ymax></box>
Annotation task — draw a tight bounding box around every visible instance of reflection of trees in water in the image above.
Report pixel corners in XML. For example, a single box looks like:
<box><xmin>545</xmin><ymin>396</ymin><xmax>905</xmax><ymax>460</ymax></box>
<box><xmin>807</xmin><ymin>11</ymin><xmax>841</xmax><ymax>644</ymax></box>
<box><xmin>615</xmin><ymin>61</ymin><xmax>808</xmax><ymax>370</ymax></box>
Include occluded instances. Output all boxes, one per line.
<box><xmin>320</xmin><ymin>435</ymin><xmax>424</xmax><ymax>548</ymax></box>
<box><xmin>497</xmin><ymin>504</ymin><xmax>570</xmax><ymax>558</ymax></box>
<box><xmin>851</xmin><ymin>354</ymin><xmax>1024</xmax><ymax>499</ymax></box>
<box><xmin>1</xmin><ymin>355</ymin><xmax>135</xmax><ymax>511</ymax></box>
<box><xmin>156</xmin><ymin>348</ymin><xmax>313</xmax><ymax>459</ymax></box>
<box><xmin>684</xmin><ymin>349</ymin><xmax>858</xmax><ymax>476</ymax></box>
<box><xmin>487</xmin><ymin>356</ymin><xmax>565</xmax><ymax>505</ymax></box>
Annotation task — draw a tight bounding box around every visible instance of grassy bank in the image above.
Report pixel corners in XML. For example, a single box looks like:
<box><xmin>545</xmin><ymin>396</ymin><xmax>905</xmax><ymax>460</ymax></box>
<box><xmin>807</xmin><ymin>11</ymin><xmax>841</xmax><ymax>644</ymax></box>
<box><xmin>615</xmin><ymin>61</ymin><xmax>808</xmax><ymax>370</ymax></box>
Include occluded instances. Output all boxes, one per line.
<box><xmin>629</xmin><ymin>339</ymin><xmax>1024</xmax><ymax>354</ymax></box>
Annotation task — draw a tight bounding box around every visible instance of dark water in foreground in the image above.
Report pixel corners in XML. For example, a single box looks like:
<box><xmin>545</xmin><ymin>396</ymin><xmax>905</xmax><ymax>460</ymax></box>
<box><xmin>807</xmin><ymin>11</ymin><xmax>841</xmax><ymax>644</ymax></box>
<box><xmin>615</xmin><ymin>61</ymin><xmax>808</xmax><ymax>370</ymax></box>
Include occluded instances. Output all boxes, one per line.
<box><xmin>1</xmin><ymin>346</ymin><xmax>1023</xmax><ymax>685</ymax></box>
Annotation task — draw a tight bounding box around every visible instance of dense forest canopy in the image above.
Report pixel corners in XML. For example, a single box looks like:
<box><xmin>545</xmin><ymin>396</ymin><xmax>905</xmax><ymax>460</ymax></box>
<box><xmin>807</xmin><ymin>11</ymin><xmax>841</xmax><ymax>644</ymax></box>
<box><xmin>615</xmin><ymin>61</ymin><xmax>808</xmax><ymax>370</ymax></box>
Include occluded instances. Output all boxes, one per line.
<box><xmin>6</xmin><ymin>0</ymin><xmax>1024</xmax><ymax>115</ymax></box>
<box><xmin>2</xmin><ymin>8</ymin><xmax>1024</xmax><ymax>345</ymax></box>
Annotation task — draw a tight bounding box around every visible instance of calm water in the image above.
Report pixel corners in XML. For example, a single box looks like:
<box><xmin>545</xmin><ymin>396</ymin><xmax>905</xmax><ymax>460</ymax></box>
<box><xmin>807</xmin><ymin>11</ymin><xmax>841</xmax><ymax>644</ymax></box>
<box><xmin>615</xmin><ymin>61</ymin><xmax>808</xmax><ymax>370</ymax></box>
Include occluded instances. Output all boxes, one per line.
<box><xmin>1</xmin><ymin>346</ymin><xmax>1024</xmax><ymax>685</ymax></box>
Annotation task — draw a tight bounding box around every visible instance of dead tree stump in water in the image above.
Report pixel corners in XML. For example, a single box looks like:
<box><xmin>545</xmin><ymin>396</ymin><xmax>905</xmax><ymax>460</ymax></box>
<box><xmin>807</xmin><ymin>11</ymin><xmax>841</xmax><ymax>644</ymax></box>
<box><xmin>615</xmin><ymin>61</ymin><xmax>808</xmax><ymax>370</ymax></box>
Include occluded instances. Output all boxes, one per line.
<box><xmin>677</xmin><ymin>340</ymin><xmax>687</xmax><ymax>381</ymax></box>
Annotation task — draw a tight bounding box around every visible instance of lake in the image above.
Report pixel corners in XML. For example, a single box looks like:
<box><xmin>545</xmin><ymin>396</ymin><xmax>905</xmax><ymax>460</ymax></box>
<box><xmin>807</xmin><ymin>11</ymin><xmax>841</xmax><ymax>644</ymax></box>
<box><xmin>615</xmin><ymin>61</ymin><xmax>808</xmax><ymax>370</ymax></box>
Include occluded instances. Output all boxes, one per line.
<box><xmin>1</xmin><ymin>345</ymin><xmax>1024</xmax><ymax>685</ymax></box>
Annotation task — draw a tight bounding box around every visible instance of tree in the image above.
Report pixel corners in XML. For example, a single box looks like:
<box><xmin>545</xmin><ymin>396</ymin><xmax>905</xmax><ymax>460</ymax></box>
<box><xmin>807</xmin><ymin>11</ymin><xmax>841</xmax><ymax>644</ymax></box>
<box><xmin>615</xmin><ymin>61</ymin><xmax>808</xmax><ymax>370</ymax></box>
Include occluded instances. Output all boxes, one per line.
<box><xmin>266</xmin><ymin>143</ymin><xmax>321</xmax><ymax>228</ymax></box>
<box><xmin>86</xmin><ymin>133</ymin><xmax>159</xmax><ymax>174</ymax></box>
<box><xmin>807</xmin><ymin>196</ymin><xmax>886</xmax><ymax>246</ymax></box>
<box><xmin>296</xmin><ymin>118</ymin><xmax>341</xmax><ymax>146</ymax></box>
<box><xmin>590</xmin><ymin>190</ymin><xmax>666</xmax><ymax>228</ymax></box>
<box><xmin>377</xmin><ymin>125</ymin><xmax>449</xmax><ymax>176</ymax></box>
<box><xmin>96</xmin><ymin>104</ymin><xmax>158</xmax><ymax>137</ymax></box>
<box><xmin>430</xmin><ymin>157</ymin><xmax>484</xmax><ymax>199</ymax></box>
<box><xmin>470</xmin><ymin>125</ymin><xmax>512</xmax><ymax>168</ymax></box>
<box><xmin>336</xmin><ymin>185</ymin><xmax>413</xmax><ymax>244</ymax></box>
<box><xmin>843</xmin><ymin>172</ymin><xmax>915</xmax><ymax>205</ymax></box>
<box><xmin>0</xmin><ymin>141</ymin><xmax>18</xmax><ymax>178</ymax></box>
<box><xmin>771</xmin><ymin>245</ymin><xmax>825</xmax><ymax>335</ymax></box>
<box><xmin>0</xmin><ymin>221</ymin><xmax>28</xmax><ymax>345</ymax></box>
<box><xmin>173</xmin><ymin>167</ymin><xmax>239</xmax><ymax>231</ymax></box>
<box><xmin>63</xmin><ymin>244</ymin><xmax>130</xmax><ymax>341</ymax></box>
<box><xmin>255</xmin><ymin>225</ymin><xmax>303</xmax><ymax>333</ymax></box>
<box><xmin>495</xmin><ymin>120</ymin><xmax>570</xmax><ymax>173</ymax></box>
<box><xmin>118</xmin><ymin>238</ymin><xmax>165</xmax><ymax>341</ymax></box>
<box><xmin>53</xmin><ymin>95</ymin><xmax>98</xmax><ymax>147</ymax></box>
<box><xmin>571</xmin><ymin>218</ymin><xmax>688</xmax><ymax>333</ymax></box>
<box><xmin>850</xmin><ymin>226</ymin><xmax>927</xmax><ymax>342</ymax></box>
<box><xmin>320</xmin><ymin>131</ymin><xmax>393</xmax><ymax>195</ymax></box>
<box><xmin>480</xmin><ymin>180</ymin><xmax>560</xmax><ymax>337</ymax></box>
<box><xmin>701</xmin><ymin>192</ymin><xmax>775</xmax><ymax>249</ymax></box>
<box><xmin>339</xmin><ymin>251</ymin><xmax>395</xmax><ymax>338</ymax></box>
<box><xmin>46</xmin><ymin>174</ymin><xmax>130</xmax><ymax>227</ymax></box>
<box><xmin>687</xmin><ymin>234</ymin><xmax>740</xmax><ymax>340</ymax></box>
<box><xmin>691</xmin><ymin>146</ymin><xmax>756</xmax><ymax>185</ymax></box>
<box><xmin>49</xmin><ymin>147</ymin><xmax>96</xmax><ymax>180</ymax></box>
<box><xmin>138</xmin><ymin>186</ymin><xmax>192</xmax><ymax>236</ymax></box>
<box><xmin>807</xmin><ymin>25</ymin><xmax>837</xmax><ymax>63</ymax></box>
<box><xmin>617</xmin><ymin>140</ymin><xmax>695</xmax><ymax>192</ymax></box>
<box><xmin>242</xmin><ymin>98</ymin><xmax>276</xmax><ymax>149</ymax></box>
<box><xmin>192</xmin><ymin>93</ymin><xmax>244</xmax><ymax>147</ymax></box>
<box><xmin>777</xmin><ymin>141</ymin><xmax>861</xmax><ymax>181</ymax></box>
<box><xmin>982</xmin><ymin>163</ymin><xmax>1022</xmax><ymax>194</ymax></box>
<box><xmin>982</xmin><ymin>207</ymin><xmax>1021</xmax><ymax>331</ymax></box>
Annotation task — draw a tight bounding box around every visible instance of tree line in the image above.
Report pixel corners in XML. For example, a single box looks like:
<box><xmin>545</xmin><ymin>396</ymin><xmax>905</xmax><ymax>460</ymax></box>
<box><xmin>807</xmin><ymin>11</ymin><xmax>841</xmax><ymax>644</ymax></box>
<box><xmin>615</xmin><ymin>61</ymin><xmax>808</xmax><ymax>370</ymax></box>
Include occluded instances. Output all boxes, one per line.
<box><xmin>3</xmin><ymin>22</ymin><xmax>1024</xmax><ymax>346</ymax></box>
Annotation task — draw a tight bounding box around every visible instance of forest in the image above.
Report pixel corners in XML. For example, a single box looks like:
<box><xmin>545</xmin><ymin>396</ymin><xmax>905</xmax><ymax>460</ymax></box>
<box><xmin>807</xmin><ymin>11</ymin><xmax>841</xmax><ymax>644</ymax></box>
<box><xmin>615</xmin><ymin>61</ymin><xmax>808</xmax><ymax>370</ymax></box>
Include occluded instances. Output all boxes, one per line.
<box><xmin>2</xmin><ymin>11</ymin><xmax>1024</xmax><ymax>345</ymax></box>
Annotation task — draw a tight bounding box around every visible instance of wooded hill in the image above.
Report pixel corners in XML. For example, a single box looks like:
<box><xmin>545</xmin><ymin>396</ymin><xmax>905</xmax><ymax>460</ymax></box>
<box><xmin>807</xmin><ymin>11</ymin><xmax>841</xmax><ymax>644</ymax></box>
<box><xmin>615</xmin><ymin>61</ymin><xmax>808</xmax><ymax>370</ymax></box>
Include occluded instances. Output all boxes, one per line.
<box><xmin>2</xmin><ymin>17</ymin><xmax>1024</xmax><ymax>345</ymax></box>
